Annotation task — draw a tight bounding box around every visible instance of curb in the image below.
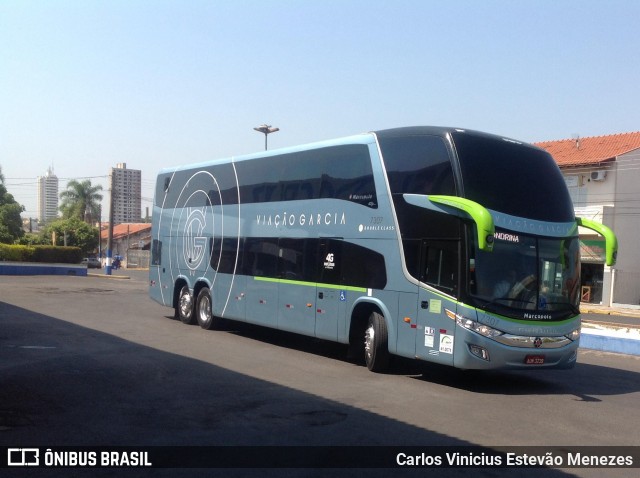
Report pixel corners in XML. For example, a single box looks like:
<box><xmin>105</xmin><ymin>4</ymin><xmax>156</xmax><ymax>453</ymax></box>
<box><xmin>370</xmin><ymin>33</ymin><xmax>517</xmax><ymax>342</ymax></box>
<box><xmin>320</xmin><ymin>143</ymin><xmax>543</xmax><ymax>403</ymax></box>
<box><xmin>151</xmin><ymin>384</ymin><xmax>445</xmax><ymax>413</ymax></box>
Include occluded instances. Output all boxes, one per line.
<box><xmin>87</xmin><ymin>272</ymin><xmax>130</xmax><ymax>280</ymax></box>
<box><xmin>580</xmin><ymin>332</ymin><xmax>640</xmax><ymax>356</ymax></box>
<box><xmin>0</xmin><ymin>262</ymin><xmax>87</xmax><ymax>277</ymax></box>
<box><xmin>581</xmin><ymin>305</ymin><xmax>640</xmax><ymax>319</ymax></box>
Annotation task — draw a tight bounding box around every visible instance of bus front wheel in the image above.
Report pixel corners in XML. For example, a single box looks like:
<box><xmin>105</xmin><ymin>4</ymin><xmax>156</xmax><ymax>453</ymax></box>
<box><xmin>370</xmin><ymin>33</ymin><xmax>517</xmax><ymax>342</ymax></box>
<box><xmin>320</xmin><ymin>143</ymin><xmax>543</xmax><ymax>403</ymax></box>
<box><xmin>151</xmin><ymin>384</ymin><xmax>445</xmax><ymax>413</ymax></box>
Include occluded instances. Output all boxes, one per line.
<box><xmin>364</xmin><ymin>311</ymin><xmax>389</xmax><ymax>373</ymax></box>
<box><xmin>177</xmin><ymin>285</ymin><xmax>195</xmax><ymax>325</ymax></box>
<box><xmin>196</xmin><ymin>287</ymin><xmax>219</xmax><ymax>330</ymax></box>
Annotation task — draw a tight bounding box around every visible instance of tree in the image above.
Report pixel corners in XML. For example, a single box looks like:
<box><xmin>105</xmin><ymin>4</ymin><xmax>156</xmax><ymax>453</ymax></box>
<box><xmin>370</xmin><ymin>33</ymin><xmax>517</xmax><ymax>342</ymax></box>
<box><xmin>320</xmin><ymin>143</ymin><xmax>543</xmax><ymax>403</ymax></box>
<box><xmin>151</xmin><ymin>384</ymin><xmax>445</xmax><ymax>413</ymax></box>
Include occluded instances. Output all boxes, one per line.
<box><xmin>0</xmin><ymin>166</ymin><xmax>25</xmax><ymax>244</ymax></box>
<box><xmin>59</xmin><ymin>179</ymin><xmax>103</xmax><ymax>223</ymax></box>
<box><xmin>42</xmin><ymin>217</ymin><xmax>99</xmax><ymax>254</ymax></box>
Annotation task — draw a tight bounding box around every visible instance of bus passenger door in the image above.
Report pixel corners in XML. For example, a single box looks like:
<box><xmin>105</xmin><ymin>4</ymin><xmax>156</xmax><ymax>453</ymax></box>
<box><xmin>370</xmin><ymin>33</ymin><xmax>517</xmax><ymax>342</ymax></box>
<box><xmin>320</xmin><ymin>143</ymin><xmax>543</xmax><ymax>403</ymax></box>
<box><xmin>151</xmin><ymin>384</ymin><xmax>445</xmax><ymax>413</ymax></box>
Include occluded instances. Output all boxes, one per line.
<box><xmin>315</xmin><ymin>239</ymin><xmax>344</xmax><ymax>341</ymax></box>
<box><xmin>244</xmin><ymin>238</ymin><xmax>279</xmax><ymax>327</ymax></box>
<box><xmin>276</xmin><ymin>239</ymin><xmax>317</xmax><ymax>336</ymax></box>
<box><xmin>210</xmin><ymin>237</ymin><xmax>246</xmax><ymax>321</ymax></box>
<box><xmin>415</xmin><ymin>239</ymin><xmax>458</xmax><ymax>366</ymax></box>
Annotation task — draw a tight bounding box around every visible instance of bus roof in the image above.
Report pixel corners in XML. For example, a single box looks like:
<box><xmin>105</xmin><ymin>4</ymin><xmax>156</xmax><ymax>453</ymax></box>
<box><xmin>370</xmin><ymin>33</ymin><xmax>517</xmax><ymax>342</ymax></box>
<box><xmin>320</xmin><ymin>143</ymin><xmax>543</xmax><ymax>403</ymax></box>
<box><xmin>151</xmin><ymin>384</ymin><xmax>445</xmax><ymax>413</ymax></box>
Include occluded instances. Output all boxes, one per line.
<box><xmin>156</xmin><ymin>126</ymin><xmax>539</xmax><ymax>176</ymax></box>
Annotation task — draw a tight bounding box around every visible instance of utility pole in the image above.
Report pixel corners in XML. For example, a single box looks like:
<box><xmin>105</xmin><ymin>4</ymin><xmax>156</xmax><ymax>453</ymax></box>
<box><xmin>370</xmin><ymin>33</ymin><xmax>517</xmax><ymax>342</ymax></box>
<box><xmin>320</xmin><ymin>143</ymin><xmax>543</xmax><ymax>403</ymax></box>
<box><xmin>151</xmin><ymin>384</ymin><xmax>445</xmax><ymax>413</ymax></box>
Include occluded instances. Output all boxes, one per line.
<box><xmin>106</xmin><ymin>169</ymin><xmax>115</xmax><ymax>275</ymax></box>
<box><xmin>97</xmin><ymin>205</ymin><xmax>102</xmax><ymax>261</ymax></box>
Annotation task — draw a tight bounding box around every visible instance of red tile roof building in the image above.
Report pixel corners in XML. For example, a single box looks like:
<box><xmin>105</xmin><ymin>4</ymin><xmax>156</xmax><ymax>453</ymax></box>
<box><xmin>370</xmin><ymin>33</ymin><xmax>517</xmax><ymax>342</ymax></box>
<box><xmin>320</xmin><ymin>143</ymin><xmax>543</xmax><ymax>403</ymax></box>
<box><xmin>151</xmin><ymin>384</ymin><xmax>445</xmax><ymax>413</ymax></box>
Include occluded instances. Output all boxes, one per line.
<box><xmin>100</xmin><ymin>223</ymin><xmax>151</xmax><ymax>243</ymax></box>
<box><xmin>534</xmin><ymin>132</ymin><xmax>640</xmax><ymax>167</ymax></box>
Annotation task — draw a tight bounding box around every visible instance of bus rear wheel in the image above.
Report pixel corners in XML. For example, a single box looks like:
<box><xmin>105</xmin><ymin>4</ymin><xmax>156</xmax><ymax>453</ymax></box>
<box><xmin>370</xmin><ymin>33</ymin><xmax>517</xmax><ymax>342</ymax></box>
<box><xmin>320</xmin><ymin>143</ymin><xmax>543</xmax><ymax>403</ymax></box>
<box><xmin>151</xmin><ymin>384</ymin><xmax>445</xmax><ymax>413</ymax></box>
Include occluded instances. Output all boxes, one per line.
<box><xmin>364</xmin><ymin>311</ymin><xmax>389</xmax><ymax>373</ymax></box>
<box><xmin>177</xmin><ymin>285</ymin><xmax>195</xmax><ymax>325</ymax></box>
<box><xmin>196</xmin><ymin>287</ymin><xmax>219</xmax><ymax>330</ymax></box>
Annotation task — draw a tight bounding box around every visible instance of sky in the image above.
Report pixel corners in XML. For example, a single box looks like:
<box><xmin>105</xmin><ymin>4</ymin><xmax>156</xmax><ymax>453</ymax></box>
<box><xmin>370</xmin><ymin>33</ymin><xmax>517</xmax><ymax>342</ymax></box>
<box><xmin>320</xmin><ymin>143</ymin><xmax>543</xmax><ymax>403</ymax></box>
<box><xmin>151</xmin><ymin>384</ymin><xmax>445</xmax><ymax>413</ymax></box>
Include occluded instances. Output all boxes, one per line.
<box><xmin>1</xmin><ymin>0</ymin><xmax>639</xmax><ymax>220</ymax></box>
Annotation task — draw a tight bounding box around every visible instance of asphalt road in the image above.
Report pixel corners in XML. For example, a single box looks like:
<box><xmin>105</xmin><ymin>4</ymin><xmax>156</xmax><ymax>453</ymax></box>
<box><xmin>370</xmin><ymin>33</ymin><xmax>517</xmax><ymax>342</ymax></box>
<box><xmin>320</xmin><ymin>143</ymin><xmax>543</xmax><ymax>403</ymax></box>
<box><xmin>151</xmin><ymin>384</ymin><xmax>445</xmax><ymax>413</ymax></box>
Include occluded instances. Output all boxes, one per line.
<box><xmin>1</xmin><ymin>271</ymin><xmax>639</xmax><ymax>478</ymax></box>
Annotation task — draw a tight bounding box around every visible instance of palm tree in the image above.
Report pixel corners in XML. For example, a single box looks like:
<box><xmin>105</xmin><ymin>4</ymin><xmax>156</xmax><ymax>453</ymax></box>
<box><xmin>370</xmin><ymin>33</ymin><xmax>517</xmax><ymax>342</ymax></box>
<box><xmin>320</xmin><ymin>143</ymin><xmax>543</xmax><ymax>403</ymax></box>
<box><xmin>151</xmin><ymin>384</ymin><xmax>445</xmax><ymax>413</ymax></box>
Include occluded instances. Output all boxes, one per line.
<box><xmin>59</xmin><ymin>179</ymin><xmax>103</xmax><ymax>224</ymax></box>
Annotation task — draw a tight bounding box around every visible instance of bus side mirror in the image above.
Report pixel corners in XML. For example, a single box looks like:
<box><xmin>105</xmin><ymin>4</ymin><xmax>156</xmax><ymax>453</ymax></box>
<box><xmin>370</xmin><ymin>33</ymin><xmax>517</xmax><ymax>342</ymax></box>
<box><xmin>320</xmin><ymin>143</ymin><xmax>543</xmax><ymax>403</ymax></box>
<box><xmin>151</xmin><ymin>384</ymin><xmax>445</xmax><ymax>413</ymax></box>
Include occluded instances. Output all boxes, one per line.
<box><xmin>403</xmin><ymin>194</ymin><xmax>495</xmax><ymax>252</ymax></box>
<box><xmin>576</xmin><ymin>217</ymin><xmax>618</xmax><ymax>266</ymax></box>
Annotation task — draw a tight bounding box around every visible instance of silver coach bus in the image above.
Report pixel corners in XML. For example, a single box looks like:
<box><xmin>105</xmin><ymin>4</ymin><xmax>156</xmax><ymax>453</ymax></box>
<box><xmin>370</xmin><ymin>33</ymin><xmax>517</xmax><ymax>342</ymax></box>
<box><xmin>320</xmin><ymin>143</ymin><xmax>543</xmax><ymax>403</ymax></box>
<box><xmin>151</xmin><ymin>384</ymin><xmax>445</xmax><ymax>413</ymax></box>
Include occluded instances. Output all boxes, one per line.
<box><xmin>149</xmin><ymin>126</ymin><xmax>617</xmax><ymax>372</ymax></box>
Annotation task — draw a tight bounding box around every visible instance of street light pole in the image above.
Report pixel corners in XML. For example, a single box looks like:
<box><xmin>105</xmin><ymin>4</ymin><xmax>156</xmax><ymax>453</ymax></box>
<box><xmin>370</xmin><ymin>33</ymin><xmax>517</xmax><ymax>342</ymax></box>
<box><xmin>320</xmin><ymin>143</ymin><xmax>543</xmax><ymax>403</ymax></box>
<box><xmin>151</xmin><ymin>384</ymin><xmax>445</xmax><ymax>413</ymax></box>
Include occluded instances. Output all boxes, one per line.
<box><xmin>106</xmin><ymin>169</ymin><xmax>115</xmax><ymax>276</ymax></box>
<box><xmin>253</xmin><ymin>124</ymin><xmax>279</xmax><ymax>150</ymax></box>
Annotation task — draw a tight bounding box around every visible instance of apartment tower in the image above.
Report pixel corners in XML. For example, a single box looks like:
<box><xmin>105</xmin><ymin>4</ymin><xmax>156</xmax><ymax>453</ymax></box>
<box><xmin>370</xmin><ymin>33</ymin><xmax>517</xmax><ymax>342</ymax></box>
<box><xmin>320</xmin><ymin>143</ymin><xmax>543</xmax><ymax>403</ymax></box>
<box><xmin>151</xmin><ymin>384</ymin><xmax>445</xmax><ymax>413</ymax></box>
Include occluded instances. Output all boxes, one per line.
<box><xmin>37</xmin><ymin>166</ymin><xmax>59</xmax><ymax>223</ymax></box>
<box><xmin>110</xmin><ymin>163</ymin><xmax>141</xmax><ymax>225</ymax></box>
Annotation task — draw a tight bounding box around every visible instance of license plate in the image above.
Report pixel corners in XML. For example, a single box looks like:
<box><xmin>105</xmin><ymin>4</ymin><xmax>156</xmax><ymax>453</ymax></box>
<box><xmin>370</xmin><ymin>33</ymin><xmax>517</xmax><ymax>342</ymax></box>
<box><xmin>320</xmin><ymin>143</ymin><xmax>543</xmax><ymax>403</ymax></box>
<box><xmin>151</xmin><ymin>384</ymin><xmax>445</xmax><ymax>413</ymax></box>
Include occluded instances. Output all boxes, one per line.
<box><xmin>525</xmin><ymin>355</ymin><xmax>545</xmax><ymax>365</ymax></box>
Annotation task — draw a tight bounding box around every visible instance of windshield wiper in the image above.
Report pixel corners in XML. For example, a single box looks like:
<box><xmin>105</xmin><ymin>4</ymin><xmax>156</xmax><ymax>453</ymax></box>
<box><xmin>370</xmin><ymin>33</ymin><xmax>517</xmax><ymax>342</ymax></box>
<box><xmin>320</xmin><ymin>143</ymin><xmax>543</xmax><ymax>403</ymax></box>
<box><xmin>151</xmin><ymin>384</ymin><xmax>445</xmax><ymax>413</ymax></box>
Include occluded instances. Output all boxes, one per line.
<box><xmin>491</xmin><ymin>297</ymin><xmax>534</xmax><ymax>305</ymax></box>
<box><xmin>542</xmin><ymin>301</ymin><xmax>580</xmax><ymax>316</ymax></box>
<box><xmin>480</xmin><ymin>297</ymin><xmax>534</xmax><ymax>313</ymax></box>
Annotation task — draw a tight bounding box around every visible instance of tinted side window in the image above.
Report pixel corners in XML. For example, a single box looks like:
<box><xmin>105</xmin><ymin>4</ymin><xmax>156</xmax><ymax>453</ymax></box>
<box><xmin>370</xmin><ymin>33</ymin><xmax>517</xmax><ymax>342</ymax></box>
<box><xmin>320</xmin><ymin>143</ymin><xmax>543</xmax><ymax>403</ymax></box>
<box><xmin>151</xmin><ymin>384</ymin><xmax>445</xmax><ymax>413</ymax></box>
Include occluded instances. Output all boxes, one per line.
<box><xmin>155</xmin><ymin>174</ymin><xmax>172</xmax><ymax>207</ymax></box>
<box><xmin>341</xmin><ymin>242</ymin><xmax>387</xmax><ymax>289</ymax></box>
<box><xmin>236</xmin><ymin>145</ymin><xmax>377</xmax><ymax>207</ymax></box>
<box><xmin>399</xmin><ymin>209</ymin><xmax>461</xmax><ymax>279</ymax></box>
<box><xmin>379</xmin><ymin>135</ymin><xmax>455</xmax><ymax>196</ymax></box>
<box><xmin>157</xmin><ymin>145</ymin><xmax>377</xmax><ymax>208</ymax></box>
<box><xmin>210</xmin><ymin>237</ymin><xmax>242</xmax><ymax>274</ymax></box>
<box><xmin>151</xmin><ymin>239</ymin><xmax>162</xmax><ymax>266</ymax></box>
<box><xmin>421</xmin><ymin>239</ymin><xmax>459</xmax><ymax>296</ymax></box>
<box><xmin>243</xmin><ymin>238</ymin><xmax>279</xmax><ymax>277</ymax></box>
<box><xmin>155</xmin><ymin>163</ymin><xmax>239</xmax><ymax>208</ymax></box>
<box><xmin>278</xmin><ymin>239</ymin><xmax>319</xmax><ymax>282</ymax></box>
<box><xmin>318</xmin><ymin>239</ymin><xmax>387</xmax><ymax>289</ymax></box>
<box><xmin>231</xmin><ymin>237</ymin><xmax>386</xmax><ymax>289</ymax></box>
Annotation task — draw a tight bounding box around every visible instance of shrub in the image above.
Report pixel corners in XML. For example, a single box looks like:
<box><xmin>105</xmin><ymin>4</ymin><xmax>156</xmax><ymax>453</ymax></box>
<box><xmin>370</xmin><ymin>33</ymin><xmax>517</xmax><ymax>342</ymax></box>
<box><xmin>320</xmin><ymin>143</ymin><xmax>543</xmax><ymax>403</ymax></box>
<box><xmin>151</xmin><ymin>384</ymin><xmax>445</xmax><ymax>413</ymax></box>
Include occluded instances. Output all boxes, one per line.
<box><xmin>0</xmin><ymin>244</ymin><xmax>81</xmax><ymax>263</ymax></box>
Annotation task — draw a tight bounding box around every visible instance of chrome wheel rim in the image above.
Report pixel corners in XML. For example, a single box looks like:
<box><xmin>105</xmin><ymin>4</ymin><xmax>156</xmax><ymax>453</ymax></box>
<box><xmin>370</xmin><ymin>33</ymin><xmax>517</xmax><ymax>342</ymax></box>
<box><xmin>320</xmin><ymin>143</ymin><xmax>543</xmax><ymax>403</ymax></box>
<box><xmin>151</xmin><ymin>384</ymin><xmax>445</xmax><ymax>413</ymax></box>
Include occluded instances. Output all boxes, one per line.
<box><xmin>179</xmin><ymin>289</ymin><xmax>192</xmax><ymax>318</ymax></box>
<box><xmin>199</xmin><ymin>294</ymin><xmax>212</xmax><ymax>323</ymax></box>
<box><xmin>364</xmin><ymin>325</ymin><xmax>374</xmax><ymax>362</ymax></box>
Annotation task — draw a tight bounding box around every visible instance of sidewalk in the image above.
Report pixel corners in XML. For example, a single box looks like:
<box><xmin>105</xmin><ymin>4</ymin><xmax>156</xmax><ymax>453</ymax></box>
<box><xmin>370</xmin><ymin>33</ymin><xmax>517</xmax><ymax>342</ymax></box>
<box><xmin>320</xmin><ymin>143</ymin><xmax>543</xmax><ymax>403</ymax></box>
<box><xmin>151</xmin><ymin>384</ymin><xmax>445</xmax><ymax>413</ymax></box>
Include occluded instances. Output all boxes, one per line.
<box><xmin>580</xmin><ymin>302</ymin><xmax>640</xmax><ymax>320</ymax></box>
<box><xmin>580</xmin><ymin>302</ymin><xmax>640</xmax><ymax>356</ymax></box>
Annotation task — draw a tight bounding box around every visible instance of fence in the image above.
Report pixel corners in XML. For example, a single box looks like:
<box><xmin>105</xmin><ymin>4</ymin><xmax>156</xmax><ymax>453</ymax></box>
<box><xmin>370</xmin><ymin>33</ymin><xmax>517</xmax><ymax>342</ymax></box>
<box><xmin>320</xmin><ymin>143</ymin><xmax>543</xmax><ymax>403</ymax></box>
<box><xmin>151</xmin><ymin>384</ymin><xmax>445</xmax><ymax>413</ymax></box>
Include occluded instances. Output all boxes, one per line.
<box><xmin>126</xmin><ymin>249</ymin><xmax>150</xmax><ymax>269</ymax></box>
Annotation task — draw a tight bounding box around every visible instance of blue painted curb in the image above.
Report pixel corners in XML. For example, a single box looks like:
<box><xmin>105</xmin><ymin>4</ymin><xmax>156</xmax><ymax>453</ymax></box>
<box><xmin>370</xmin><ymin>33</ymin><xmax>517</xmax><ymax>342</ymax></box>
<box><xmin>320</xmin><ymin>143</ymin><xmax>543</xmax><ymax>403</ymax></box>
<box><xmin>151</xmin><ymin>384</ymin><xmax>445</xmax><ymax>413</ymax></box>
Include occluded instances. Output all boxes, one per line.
<box><xmin>0</xmin><ymin>262</ymin><xmax>87</xmax><ymax>276</ymax></box>
<box><xmin>580</xmin><ymin>333</ymin><xmax>640</xmax><ymax>356</ymax></box>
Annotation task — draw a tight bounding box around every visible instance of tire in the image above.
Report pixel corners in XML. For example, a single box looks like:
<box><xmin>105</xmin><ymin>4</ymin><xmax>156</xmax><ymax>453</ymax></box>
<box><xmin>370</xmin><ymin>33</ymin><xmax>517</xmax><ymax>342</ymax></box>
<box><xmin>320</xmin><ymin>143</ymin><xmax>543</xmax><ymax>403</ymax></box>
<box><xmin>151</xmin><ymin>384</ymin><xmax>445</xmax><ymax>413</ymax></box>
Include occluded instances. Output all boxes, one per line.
<box><xmin>196</xmin><ymin>287</ymin><xmax>219</xmax><ymax>330</ymax></box>
<box><xmin>177</xmin><ymin>285</ymin><xmax>196</xmax><ymax>324</ymax></box>
<box><xmin>364</xmin><ymin>311</ymin><xmax>390</xmax><ymax>373</ymax></box>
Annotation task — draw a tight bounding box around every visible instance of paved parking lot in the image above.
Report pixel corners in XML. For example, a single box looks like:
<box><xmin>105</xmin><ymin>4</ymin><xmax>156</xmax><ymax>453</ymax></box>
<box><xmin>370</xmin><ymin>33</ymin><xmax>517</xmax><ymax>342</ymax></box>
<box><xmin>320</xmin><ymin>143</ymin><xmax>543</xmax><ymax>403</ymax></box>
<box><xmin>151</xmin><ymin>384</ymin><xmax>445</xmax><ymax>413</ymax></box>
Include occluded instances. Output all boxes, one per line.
<box><xmin>1</xmin><ymin>272</ymin><xmax>640</xmax><ymax>477</ymax></box>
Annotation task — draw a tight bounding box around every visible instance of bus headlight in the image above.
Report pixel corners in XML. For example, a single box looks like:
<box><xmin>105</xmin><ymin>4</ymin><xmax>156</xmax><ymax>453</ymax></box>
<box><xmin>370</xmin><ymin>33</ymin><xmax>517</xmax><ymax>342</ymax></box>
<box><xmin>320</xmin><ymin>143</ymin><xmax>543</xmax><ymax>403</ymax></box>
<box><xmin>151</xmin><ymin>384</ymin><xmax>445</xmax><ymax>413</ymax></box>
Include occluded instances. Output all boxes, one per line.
<box><xmin>446</xmin><ymin>309</ymin><xmax>503</xmax><ymax>339</ymax></box>
<box><xmin>565</xmin><ymin>328</ymin><xmax>580</xmax><ymax>341</ymax></box>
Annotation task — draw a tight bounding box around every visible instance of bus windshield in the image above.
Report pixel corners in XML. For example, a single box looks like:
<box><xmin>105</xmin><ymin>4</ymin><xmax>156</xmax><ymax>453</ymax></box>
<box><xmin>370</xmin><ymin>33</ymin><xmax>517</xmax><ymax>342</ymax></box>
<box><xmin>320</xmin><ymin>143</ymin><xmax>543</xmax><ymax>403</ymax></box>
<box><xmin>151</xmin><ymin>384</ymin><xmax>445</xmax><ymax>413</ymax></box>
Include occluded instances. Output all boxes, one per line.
<box><xmin>469</xmin><ymin>229</ymin><xmax>581</xmax><ymax>320</ymax></box>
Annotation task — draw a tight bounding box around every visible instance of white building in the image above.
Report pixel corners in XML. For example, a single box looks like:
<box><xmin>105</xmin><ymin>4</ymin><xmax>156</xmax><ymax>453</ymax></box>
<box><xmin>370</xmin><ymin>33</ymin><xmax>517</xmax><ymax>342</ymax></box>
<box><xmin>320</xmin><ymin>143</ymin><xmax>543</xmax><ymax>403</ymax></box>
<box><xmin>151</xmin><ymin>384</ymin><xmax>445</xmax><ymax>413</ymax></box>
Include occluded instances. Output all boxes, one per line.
<box><xmin>37</xmin><ymin>166</ymin><xmax>58</xmax><ymax>223</ymax></box>
<box><xmin>536</xmin><ymin>132</ymin><xmax>640</xmax><ymax>306</ymax></box>
<box><xmin>110</xmin><ymin>163</ymin><xmax>142</xmax><ymax>225</ymax></box>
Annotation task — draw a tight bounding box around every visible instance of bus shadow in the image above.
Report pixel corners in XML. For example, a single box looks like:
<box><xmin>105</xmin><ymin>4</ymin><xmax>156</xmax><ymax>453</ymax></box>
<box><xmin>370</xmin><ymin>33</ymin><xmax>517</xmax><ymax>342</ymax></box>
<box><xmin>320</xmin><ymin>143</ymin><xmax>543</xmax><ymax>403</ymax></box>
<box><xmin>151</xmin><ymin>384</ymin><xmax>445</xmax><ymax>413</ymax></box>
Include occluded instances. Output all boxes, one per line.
<box><xmin>212</xmin><ymin>320</ymin><xmax>353</xmax><ymax>362</ymax></box>
<box><xmin>408</xmin><ymin>360</ymin><xmax>640</xmax><ymax>399</ymax></box>
<box><xmin>203</xmin><ymin>320</ymin><xmax>640</xmax><ymax>400</ymax></box>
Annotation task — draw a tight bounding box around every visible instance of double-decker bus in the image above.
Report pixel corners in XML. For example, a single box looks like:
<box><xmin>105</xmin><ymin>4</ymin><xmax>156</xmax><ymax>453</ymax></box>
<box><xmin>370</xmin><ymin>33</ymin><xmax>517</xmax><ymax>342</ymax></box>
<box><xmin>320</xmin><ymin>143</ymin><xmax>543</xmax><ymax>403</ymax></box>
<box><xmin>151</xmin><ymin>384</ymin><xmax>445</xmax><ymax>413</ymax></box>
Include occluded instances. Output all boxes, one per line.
<box><xmin>149</xmin><ymin>126</ymin><xmax>617</xmax><ymax>372</ymax></box>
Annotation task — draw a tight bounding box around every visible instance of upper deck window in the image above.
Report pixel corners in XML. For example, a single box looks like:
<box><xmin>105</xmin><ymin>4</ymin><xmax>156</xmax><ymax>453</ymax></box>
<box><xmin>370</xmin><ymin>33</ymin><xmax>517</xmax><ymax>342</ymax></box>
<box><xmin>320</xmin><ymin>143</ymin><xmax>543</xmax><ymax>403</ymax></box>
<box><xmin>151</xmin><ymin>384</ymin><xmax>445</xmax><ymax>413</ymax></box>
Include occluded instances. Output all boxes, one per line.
<box><xmin>155</xmin><ymin>144</ymin><xmax>378</xmax><ymax>209</ymax></box>
<box><xmin>236</xmin><ymin>144</ymin><xmax>377</xmax><ymax>207</ymax></box>
<box><xmin>379</xmin><ymin>134</ymin><xmax>455</xmax><ymax>196</ymax></box>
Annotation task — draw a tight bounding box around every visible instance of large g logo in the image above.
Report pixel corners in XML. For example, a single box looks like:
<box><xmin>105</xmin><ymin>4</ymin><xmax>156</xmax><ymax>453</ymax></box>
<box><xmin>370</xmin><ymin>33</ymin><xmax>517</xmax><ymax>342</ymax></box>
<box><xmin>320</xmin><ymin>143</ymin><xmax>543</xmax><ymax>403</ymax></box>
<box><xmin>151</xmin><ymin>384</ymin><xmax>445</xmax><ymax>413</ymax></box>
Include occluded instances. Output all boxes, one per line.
<box><xmin>184</xmin><ymin>207</ymin><xmax>207</xmax><ymax>270</ymax></box>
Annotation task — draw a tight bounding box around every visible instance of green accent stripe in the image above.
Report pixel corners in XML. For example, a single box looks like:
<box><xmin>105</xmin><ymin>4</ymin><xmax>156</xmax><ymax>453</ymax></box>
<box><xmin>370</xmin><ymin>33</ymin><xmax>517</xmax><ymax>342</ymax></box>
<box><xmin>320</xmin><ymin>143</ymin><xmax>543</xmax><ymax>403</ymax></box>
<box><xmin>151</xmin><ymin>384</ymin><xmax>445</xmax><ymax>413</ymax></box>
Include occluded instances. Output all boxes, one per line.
<box><xmin>254</xmin><ymin>276</ymin><xmax>367</xmax><ymax>293</ymax></box>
